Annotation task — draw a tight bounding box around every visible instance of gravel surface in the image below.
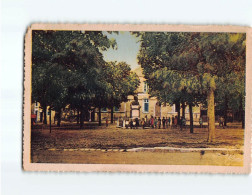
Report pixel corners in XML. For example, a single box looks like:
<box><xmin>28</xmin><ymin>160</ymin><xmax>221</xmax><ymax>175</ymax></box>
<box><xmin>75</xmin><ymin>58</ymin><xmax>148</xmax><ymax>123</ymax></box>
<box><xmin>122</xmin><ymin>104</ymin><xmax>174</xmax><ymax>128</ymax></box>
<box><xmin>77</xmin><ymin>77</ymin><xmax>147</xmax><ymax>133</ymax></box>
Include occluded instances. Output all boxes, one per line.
<box><xmin>31</xmin><ymin>123</ymin><xmax>244</xmax><ymax>150</ymax></box>
<box><xmin>30</xmin><ymin>122</ymin><xmax>244</xmax><ymax>165</ymax></box>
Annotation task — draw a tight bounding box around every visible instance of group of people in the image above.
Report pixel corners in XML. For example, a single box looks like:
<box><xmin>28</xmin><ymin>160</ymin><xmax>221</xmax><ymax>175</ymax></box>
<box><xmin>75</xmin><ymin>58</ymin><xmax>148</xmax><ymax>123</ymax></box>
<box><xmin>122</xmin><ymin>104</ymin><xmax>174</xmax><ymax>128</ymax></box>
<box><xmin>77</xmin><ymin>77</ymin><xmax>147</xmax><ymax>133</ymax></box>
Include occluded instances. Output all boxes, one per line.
<box><xmin>149</xmin><ymin>116</ymin><xmax>171</xmax><ymax>129</ymax></box>
<box><xmin>126</xmin><ymin>118</ymin><xmax>140</xmax><ymax>129</ymax></box>
<box><xmin>112</xmin><ymin>115</ymin><xmax>209</xmax><ymax>129</ymax></box>
<box><xmin>150</xmin><ymin>115</ymin><xmax>187</xmax><ymax>130</ymax></box>
<box><xmin>121</xmin><ymin>115</ymin><xmax>188</xmax><ymax>130</ymax></box>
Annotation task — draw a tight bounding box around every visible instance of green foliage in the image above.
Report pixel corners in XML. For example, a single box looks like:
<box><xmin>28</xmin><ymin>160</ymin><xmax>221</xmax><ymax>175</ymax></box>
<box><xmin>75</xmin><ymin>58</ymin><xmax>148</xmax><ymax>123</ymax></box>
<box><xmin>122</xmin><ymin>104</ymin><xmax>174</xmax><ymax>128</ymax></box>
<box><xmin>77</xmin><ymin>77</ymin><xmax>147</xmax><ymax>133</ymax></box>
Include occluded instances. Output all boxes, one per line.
<box><xmin>32</xmin><ymin>30</ymin><xmax>117</xmax><ymax>112</ymax></box>
<box><xmin>100</xmin><ymin>61</ymin><xmax>140</xmax><ymax>108</ymax></box>
<box><xmin>32</xmin><ymin>30</ymin><xmax>139</xmax><ymax>124</ymax></box>
<box><xmin>215</xmin><ymin>71</ymin><xmax>245</xmax><ymax>112</ymax></box>
<box><xmin>136</xmin><ymin>32</ymin><xmax>245</xmax><ymax>110</ymax></box>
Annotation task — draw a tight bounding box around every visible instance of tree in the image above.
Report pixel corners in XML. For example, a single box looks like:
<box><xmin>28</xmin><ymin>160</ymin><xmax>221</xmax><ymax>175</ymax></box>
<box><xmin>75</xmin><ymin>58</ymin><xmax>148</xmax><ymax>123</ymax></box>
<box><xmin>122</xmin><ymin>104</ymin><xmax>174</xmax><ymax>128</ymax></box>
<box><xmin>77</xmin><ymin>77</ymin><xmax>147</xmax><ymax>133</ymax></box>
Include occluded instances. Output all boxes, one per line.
<box><xmin>135</xmin><ymin>32</ymin><xmax>202</xmax><ymax>133</ymax></box>
<box><xmin>32</xmin><ymin>30</ymin><xmax>117</xmax><ymax>128</ymax></box>
<box><xmin>32</xmin><ymin>30</ymin><xmax>70</xmax><ymax>125</ymax></box>
<box><xmin>52</xmin><ymin>31</ymin><xmax>117</xmax><ymax>128</ymax></box>
<box><xmin>101</xmin><ymin>61</ymin><xmax>140</xmax><ymax>123</ymax></box>
<box><xmin>215</xmin><ymin>71</ymin><xmax>245</xmax><ymax>128</ymax></box>
<box><xmin>149</xmin><ymin>67</ymin><xmax>202</xmax><ymax>133</ymax></box>
<box><xmin>198</xmin><ymin>33</ymin><xmax>245</xmax><ymax>141</ymax></box>
<box><xmin>136</xmin><ymin>32</ymin><xmax>245</xmax><ymax>142</ymax></box>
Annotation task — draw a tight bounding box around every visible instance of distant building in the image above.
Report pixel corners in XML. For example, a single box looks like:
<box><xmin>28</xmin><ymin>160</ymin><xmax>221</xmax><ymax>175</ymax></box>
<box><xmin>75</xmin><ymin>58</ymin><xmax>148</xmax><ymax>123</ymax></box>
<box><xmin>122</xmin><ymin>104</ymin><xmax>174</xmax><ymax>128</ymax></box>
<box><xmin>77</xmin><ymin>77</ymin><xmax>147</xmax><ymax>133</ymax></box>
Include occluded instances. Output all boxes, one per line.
<box><xmin>98</xmin><ymin>67</ymin><xmax>200</xmax><ymax>121</ymax></box>
<box><xmin>31</xmin><ymin>102</ymin><xmax>55</xmax><ymax>123</ymax></box>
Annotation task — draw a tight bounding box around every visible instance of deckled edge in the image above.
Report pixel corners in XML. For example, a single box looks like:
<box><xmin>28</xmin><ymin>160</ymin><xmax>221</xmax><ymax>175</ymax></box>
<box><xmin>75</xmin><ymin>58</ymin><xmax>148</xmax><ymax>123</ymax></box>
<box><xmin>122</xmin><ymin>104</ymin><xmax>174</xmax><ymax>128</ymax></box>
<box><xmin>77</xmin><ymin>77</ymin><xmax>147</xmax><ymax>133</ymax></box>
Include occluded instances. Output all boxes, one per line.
<box><xmin>23</xmin><ymin>26</ymin><xmax>32</xmax><ymax>171</ymax></box>
<box><xmin>22</xmin><ymin>23</ymin><xmax>251</xmax><ymax>174</ymax></box>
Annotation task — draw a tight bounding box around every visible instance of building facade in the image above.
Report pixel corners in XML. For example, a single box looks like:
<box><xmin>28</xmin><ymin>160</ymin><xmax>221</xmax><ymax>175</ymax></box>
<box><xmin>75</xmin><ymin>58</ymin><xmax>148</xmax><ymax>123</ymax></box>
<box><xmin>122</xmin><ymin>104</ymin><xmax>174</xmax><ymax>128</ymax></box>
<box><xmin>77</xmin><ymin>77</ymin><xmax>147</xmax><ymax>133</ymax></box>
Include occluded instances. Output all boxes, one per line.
<box><xmin>97</xmin><ymin>67</ymin><xmax>201</xmax><ymax>122</ymax></box>
<box><xmin>31</xmin><ymin>102</ymin><xmax>56</xmax><ymax>123</ymax></box>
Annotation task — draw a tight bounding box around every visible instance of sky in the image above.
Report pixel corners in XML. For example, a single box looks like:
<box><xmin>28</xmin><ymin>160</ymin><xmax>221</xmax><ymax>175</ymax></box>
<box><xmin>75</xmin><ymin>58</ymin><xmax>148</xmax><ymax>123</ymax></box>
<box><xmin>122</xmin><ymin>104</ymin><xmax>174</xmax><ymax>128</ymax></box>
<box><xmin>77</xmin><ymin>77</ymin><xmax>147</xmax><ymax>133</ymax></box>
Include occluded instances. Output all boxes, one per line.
<box><xmin>102</xmin><ymin>31</ymin><xmax>141</xmax><ymax>70</ymax></box>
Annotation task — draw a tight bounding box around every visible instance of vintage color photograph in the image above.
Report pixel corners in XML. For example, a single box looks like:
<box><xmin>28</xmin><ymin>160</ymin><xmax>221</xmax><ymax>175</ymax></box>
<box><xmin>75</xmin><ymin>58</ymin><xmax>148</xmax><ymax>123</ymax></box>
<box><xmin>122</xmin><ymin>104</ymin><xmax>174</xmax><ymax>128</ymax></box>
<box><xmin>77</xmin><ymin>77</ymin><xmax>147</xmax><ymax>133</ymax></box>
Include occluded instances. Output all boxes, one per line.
<box><xmin>25</xmin><ymin>25</ymin><xmax>250</xmax><ymax>172</ymax></box>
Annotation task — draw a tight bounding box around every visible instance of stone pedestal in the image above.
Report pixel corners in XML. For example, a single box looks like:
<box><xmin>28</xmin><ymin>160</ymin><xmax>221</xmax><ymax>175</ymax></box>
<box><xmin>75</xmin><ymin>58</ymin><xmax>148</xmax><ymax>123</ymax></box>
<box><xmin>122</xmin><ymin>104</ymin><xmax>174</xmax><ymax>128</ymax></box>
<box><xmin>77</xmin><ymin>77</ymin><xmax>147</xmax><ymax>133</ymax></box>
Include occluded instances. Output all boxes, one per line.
<box><xmin>131</xmin><ymin>104</ymin><xmax>141</xmax><ymax>119</ymax></box>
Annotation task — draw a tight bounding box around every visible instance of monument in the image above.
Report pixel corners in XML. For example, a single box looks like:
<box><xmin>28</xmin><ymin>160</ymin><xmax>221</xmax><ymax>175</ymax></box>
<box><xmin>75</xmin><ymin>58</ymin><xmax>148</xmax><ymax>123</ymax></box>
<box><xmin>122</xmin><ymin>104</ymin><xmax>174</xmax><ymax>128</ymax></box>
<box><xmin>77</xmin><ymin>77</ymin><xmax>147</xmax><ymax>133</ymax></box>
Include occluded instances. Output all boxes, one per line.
<box><xmin>130</xmin><ymin>96</ymin><xmax>141</xmax><ymax>119</ymax></box>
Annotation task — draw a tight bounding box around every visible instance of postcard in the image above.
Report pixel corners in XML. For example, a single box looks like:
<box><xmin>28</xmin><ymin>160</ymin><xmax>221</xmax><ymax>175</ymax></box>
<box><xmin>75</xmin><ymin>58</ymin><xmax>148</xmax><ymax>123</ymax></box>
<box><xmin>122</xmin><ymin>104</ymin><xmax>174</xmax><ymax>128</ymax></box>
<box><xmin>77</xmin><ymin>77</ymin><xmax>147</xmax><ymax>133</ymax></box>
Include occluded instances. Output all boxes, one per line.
<box><xmin>23</xmin><ymin>24</ymin><xmax>251</xmax><ymax>173</ymax></box>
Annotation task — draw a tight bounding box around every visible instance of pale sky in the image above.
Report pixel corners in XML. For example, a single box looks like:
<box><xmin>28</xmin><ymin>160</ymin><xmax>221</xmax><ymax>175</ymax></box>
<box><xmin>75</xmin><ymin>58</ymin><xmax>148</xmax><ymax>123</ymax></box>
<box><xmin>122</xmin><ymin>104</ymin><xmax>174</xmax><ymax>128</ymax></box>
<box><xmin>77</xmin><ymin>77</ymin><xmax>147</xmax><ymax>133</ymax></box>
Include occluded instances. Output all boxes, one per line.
<box><xmin>102</xmin><ymin>31</ymin><xmax>141</xmax><ymax>70</ymax></box>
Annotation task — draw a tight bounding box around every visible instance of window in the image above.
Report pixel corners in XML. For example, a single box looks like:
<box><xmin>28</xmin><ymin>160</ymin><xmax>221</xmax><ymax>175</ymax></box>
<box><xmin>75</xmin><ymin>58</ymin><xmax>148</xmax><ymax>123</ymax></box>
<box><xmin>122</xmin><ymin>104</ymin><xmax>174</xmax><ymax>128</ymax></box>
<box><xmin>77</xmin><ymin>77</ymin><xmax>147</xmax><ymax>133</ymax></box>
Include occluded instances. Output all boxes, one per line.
<box><xmin>143</xmin><ymin>81</ymin><xmax>148</xmax><ymax>93</ymax></box>
<box><xmin>101</xmin><ymin>107</ymin><xmax>107</xmax><ymax>112</ymax></box>
<box><xmin>143</xmin><ymin>99</ymin><xmax>149</xmax><ymax>113</ymax></box>
<box><xmin>114</xmin><ymin>106</ymin><xmax>119</xmax><ymax>112</ymax></box>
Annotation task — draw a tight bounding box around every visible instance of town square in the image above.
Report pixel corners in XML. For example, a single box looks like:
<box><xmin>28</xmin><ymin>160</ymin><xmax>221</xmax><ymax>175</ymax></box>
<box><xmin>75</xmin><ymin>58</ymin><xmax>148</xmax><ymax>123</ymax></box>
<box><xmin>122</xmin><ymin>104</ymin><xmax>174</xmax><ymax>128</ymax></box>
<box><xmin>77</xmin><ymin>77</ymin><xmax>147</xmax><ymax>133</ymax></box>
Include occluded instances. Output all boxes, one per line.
<box><xmin>30</xmin><ymin>30</ymin><xmax>246</xmax><ymax>166</ymax></box>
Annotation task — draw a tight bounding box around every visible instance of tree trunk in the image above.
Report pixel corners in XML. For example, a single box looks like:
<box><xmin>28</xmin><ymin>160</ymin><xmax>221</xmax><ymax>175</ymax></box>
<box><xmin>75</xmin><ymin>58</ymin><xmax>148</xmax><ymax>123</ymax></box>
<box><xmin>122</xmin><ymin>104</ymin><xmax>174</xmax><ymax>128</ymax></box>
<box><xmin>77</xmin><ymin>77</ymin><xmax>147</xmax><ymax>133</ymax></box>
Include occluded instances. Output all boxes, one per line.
<box><xmin>111</xmin><ymin>106</ymin><xmax>114</xmax><ymax>124</ymax></box>
<box><xmin>40</xmin><ymin>112</ymin><xmax>43</xmax><ymax>122</ymax></box>
<box><xmin>98</xmin><ymin>107</ymin><xmax>102</xmax><ymax>126</ymax></box>
<box><xmin>241</xmin><ymin>110</ymin><xmax>245</xmax><ymax>129</ymax></box>
<box><xmin>43</xmin><ymin>104</ymin><xmax>47</xmax><ymax>125</ymax></box>
<box><xmin>207</xmin><ymin>88</ymin><xmax>216</xmax><ymax>143</ymax></box>
<box><xmin>77</xmin><ymin>109</ymin><xmax>79</xmax><ymax>124</ymax></box>
<box><xmin>189</xmin><ymin>103</ymin><xmax>193</xmax><ymax>133</ymax></box>
<box><xmin>181</xmin><ymin>102</ymin><xmax>186</xmax><ymax>118</ymax></box>
<box><xmin>240</xmin><ymin>96</ymin><xmax>245</xmax><ymax>129</ymax></box>
<box><xmin>49</xmin><ymin>107</ymin><xmax>52</xmax><ymax>133</ymax></box>
<box><xmin>224</xmin><ymin>95</ymin><xmax>228</xmax><ymax>126</ymax></box>
<box><xmin>175</xmin><ymin>102</ymin><xmax>181</xmax><ymax>125</ymax></box>
<box><xmin>80</xmin><ymin>109</ymin><xmax>84</xmax><ymax>129</ymax></box>
<box><xmin>57</xmin><ymin>109</ymin><xmax>61</xmax><ymax>127</ymax></box>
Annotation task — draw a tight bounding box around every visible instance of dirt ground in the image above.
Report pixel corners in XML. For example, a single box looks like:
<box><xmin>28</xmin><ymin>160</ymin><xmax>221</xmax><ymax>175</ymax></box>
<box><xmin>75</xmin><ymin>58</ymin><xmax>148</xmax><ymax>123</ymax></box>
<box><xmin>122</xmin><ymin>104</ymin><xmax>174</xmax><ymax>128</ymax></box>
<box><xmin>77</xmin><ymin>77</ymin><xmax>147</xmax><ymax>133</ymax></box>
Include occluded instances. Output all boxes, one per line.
<box><xmin>31</xmin><ymin>122</ymin><xmax>244</xmax><ymax>166</ymax></box>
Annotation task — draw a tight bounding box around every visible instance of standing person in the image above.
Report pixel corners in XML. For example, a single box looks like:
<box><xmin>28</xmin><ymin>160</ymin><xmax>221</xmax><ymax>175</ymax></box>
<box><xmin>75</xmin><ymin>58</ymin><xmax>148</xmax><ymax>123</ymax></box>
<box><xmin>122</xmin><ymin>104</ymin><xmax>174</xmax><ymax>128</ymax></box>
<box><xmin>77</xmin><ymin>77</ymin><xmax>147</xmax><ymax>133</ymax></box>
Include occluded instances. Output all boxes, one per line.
<box><xmin>130</xmin><ymin>119</ymin><xmax>133</xmax><ymax>129</ymax></box>
<box><xmin>183</xmin><ymin>117</ymin><xmax>186</xmax><ymax>127</ymax></box>
<box><xmin>174</xmin><ymin>116</ymin><xmax>178</xmax><ymax>128</ymax></box>
<box><xmin>118</xmin><ymin>117</ymin><xmax>121</xmax><ymax>127</ymax></box>
<box><xmin>149</xmin><ymin>118</ymin><xmax>152</xmax><ymax>128</ymax></box>
<box><xmin>141</xmin><ymin>118</ymin><xmax>144</xmax><ymax>129</ymax></box>
<box><xmin>172</xmin><ymin>116</ymin><xmax>175</xmax><ymax>129</ymax></box>
<box><xmin>132</xmin><ymin>119</ymin><xmax>136</xmax><ymax>129</ymax></box>
<box><xmin>158</xmin><ymin>117</ymin><xmax>161</xmax><ymax>129</ymax></box>
<box><xmin>180</xmin><ymin>117</ymin><xmax>186</xmax><ymax>131</ymax></box>
<box><xmin>122</xmin><ymin>118</ymin><xmax>126</xmax><ymax>128</ymax></box>
<box><xmin>219</xmin><ymin>116</ymin><xmax>224</xmax><ymax>129</ymax></box>
<box><xmin>144</xmin><ymin>116</ymin><xmax>147</xmax><ymax>126</ymax></box>
<box><xmin>125</xmin><ymin>118</ymin><xmax>129</xmax><ymax>129</ymax></box>
<box><xmin>179</xmin><ymin>117</ymin><xmax>183</xmax><ymax>130</ymax></box>
<box><xmin>106</xmin><ymin>117</ymin><xmax>108</xmax><ymax>127</ymax></box>
<box><xmin>168</xmin><ymin>117</ymin><xmax>171</xmax><ymax>127</ymax></box>
<box><xmin>199</xmin><ymin>117</ymin><xmax>203</xmax><ymax>128</ymax></box>
<box><xmin>154</xmin><ymin>117</ymin><xmax>157</xmax><ymax>129</ymax></box>
<box><xmin>165</xmin><ymin>117</ymin><xmax>168</xmax><ymax>128</ymax></box>
<box><xmin>150</xmin><ymin>116</ymin><xmax>154</xmax><ymax>128</ymax></box>
<box><xmin>221</xmin><ymin>116</ymin><xmax>224</xmax><ymax>128</ymax></box>
<box><xmin>162</xmin><ymin>117</ymin><xmax>166</xmax><ymax>129</ymax></box>
<box><xmin>135</xmin><ymin>117</ymin><xmax>139</xmax><ymax>129</ymax></box>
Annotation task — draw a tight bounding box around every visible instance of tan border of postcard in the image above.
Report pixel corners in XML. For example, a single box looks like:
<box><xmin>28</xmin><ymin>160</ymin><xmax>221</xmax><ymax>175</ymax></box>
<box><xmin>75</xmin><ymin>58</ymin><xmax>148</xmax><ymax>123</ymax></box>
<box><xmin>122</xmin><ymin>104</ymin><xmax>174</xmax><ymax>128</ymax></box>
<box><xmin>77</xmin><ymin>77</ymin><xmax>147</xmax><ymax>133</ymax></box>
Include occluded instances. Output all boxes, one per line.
<box><xmin>23</xmin><ymin>24</ymin><xmax>252</xmax><ymax>173</ymax></box>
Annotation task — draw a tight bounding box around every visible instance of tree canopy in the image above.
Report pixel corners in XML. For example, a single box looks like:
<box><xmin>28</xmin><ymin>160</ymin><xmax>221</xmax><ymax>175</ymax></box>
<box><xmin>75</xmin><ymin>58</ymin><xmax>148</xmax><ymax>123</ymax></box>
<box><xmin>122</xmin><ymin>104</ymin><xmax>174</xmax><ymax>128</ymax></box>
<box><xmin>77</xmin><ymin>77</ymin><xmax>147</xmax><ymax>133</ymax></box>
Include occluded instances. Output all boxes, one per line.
<box><xmin>136</xmin><ymin>32</ymin><xmax>245</xmax><ymax>141</ymax></box>
<box><xmin>32</xmin><ymin>30</ymin><xmax>139</xmax><ymax>128</ymax></box>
